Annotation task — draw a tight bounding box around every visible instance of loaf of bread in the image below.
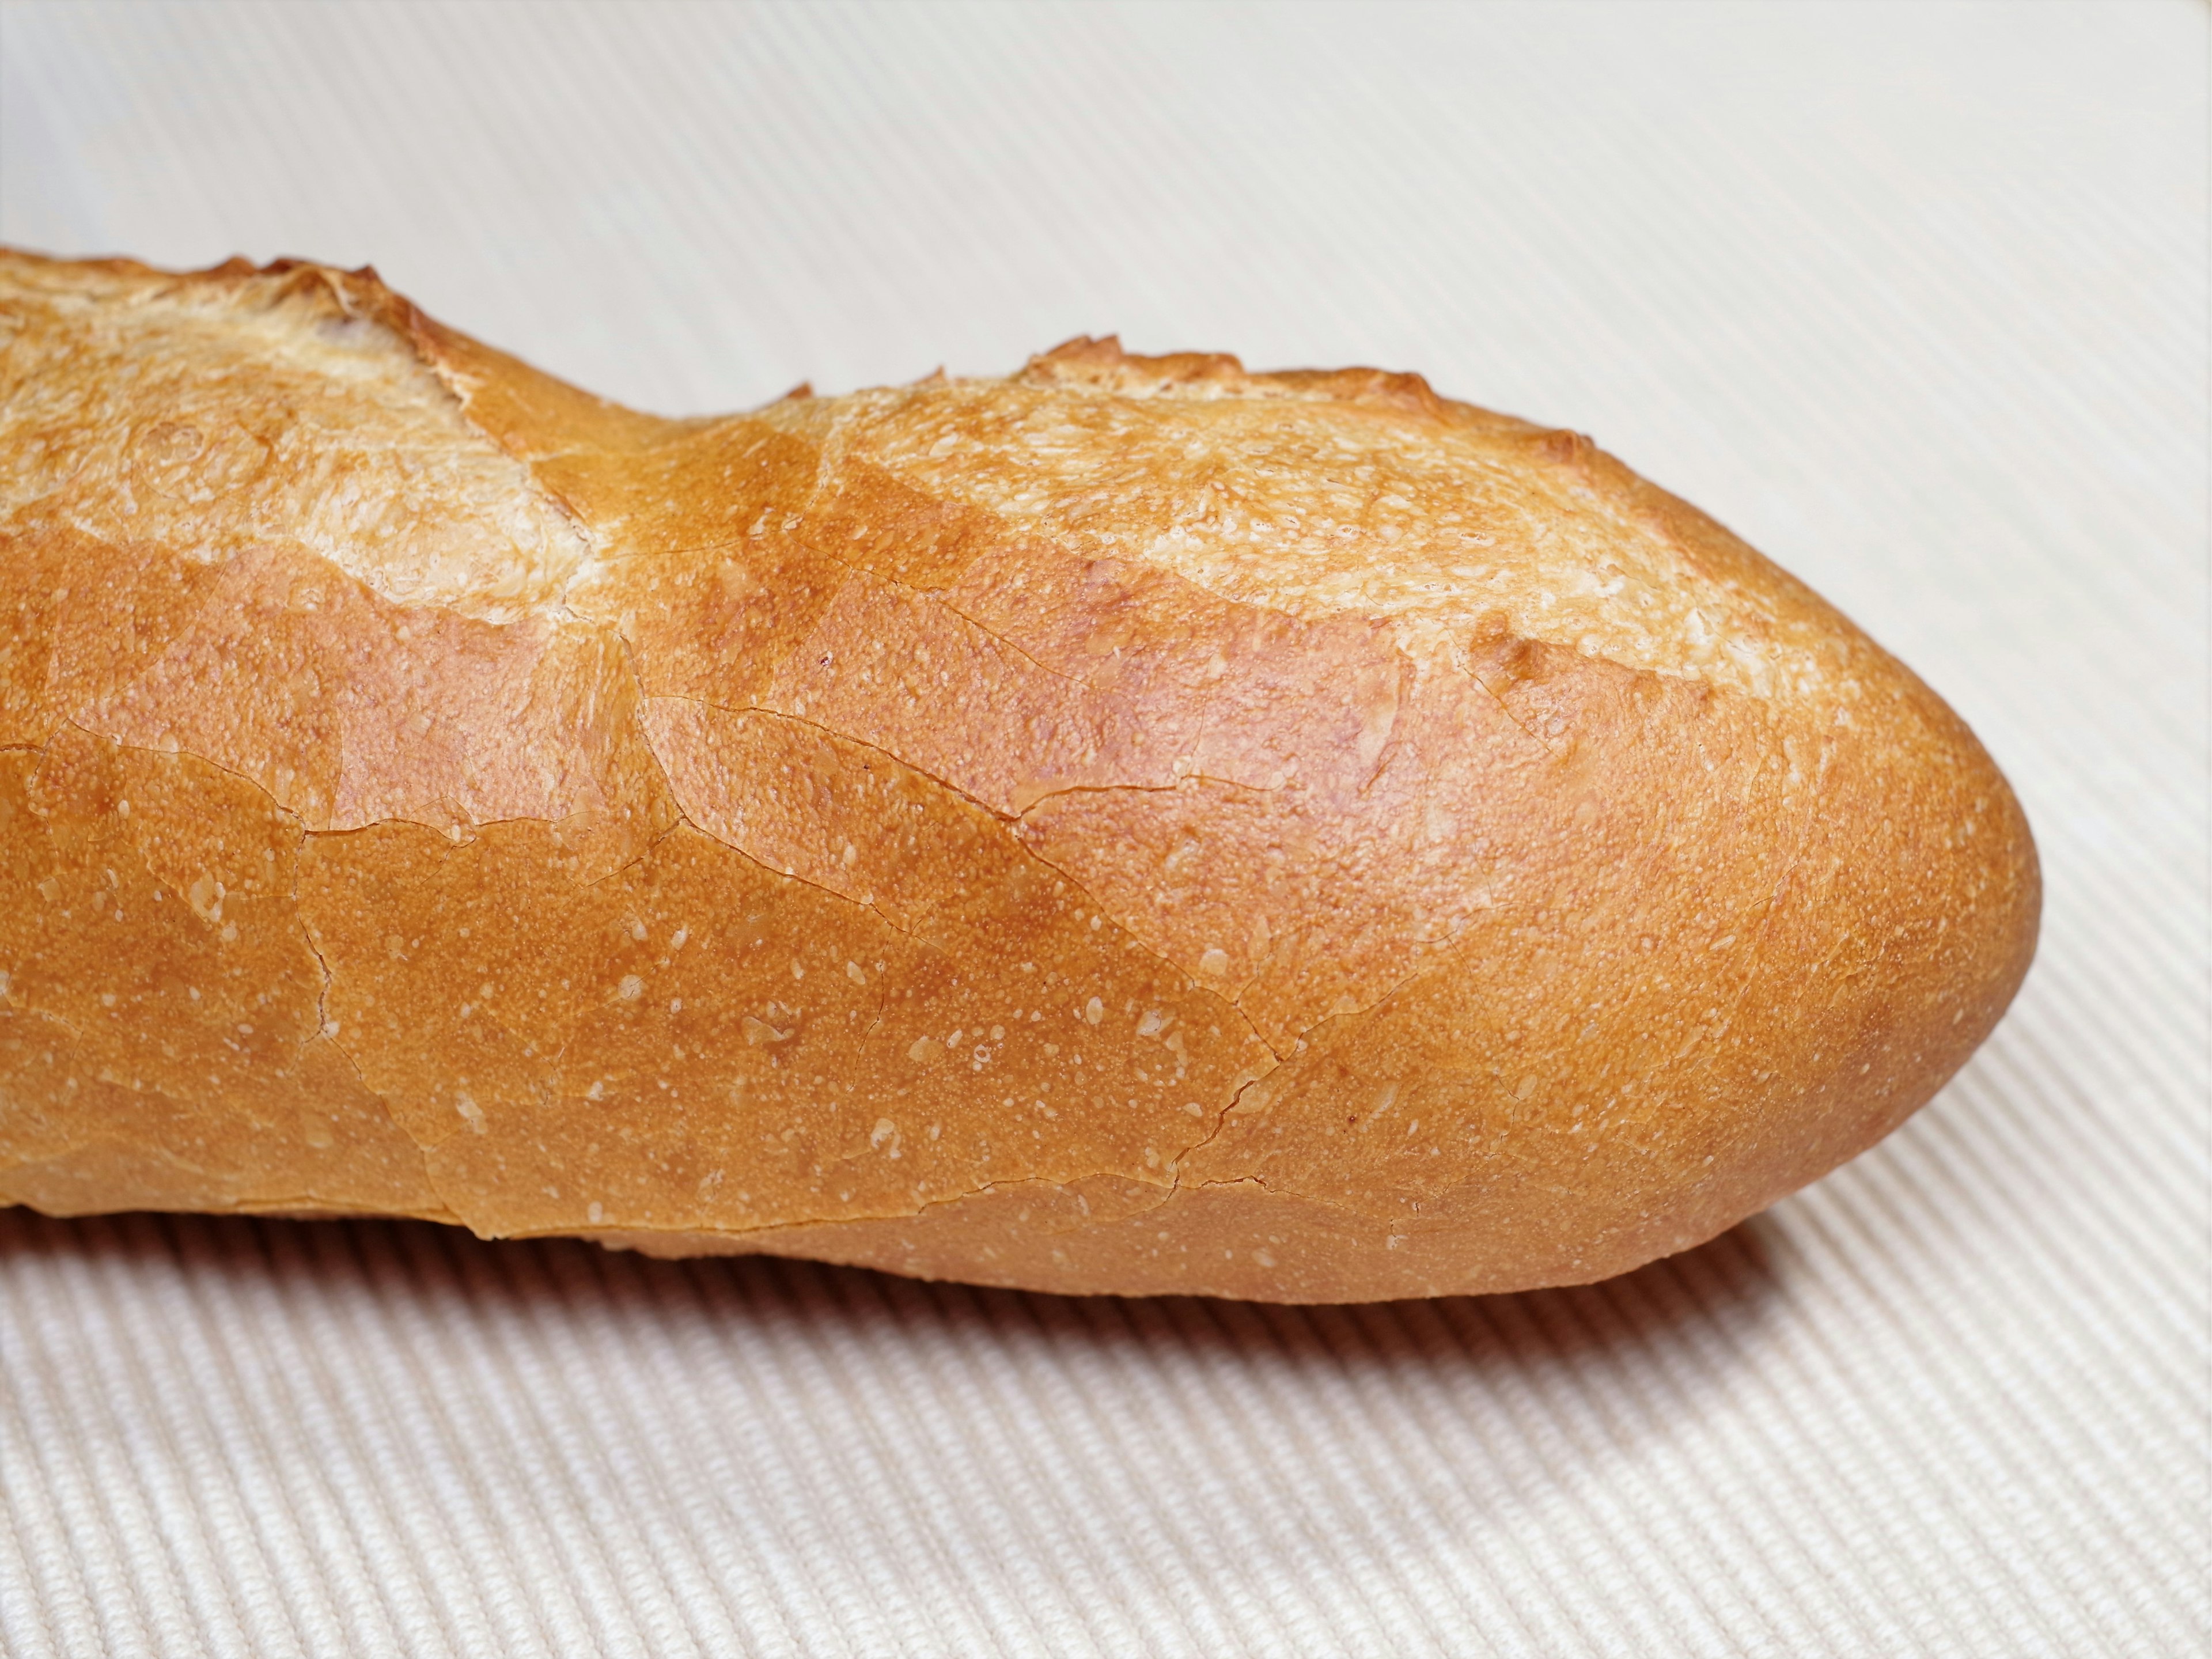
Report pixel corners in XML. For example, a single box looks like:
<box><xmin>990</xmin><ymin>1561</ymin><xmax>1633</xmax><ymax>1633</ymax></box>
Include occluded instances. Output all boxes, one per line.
<box><xmin>0</xmin><ymin>249</ymin><xmax>2036</xmax><ymax>1300</ymax></box>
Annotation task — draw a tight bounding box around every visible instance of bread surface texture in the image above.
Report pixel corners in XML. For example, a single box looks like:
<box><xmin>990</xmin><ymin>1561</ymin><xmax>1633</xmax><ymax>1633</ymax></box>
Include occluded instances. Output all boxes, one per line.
<box><xmin>0</xmin><ymin>251</ymin><xmax>2037</xmax><ymax>1300</ymax></box>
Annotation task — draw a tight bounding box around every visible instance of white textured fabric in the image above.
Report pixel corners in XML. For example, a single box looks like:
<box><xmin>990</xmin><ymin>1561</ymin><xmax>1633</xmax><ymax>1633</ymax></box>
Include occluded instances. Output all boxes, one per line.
<box><xmin>1</xmin><ymin>3</ymin><xmax>2205</xmax><ymax>1654</ymax></box>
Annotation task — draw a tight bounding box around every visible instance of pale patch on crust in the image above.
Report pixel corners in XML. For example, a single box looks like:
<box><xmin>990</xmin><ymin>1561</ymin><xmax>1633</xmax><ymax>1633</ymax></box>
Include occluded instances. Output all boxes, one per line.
<box><xmin>755</xmin><ymin>336</ymin><xmax>1842</xmax><ymax>701</ymax></box>
<box><xmin>0</xmin><ymin>251</ymin><xmax>590</xmax><ymax>622</ymax></box>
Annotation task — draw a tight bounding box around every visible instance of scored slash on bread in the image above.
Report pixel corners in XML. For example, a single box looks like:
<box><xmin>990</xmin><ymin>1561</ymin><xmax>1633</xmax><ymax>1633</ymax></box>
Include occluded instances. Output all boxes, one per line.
<box><xmin>0</xmin><ymin>251</ymin><xmax>2037</xmax><ymax>1300</ymax></box>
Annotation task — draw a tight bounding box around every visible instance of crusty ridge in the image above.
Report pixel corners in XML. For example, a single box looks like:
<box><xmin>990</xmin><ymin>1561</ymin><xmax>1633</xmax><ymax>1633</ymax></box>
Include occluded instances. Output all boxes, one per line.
<box><xmin>0</xmin><ymin>252</ymin><xmax>1854</xmax><ymax>703</ymax></box>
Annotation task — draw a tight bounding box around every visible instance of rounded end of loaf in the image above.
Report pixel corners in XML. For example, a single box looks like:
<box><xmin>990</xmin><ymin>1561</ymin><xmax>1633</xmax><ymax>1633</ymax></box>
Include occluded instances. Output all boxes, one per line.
<box><xmin>602</xmin><ymin>641</ymin><xmax>2041</xmax><ymax>1304</ymax></box>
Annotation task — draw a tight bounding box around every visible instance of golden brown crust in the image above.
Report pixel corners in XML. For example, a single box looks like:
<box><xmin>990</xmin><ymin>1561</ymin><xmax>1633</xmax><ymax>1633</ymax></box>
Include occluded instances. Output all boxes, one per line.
<box><xmin>0</xmin><ymin>251</ymin><xmax>2038</xmax><ymax>1300</ymax></box>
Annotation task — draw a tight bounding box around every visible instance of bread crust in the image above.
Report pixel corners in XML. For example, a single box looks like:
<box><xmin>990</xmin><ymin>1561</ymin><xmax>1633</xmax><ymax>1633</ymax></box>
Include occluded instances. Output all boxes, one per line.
<box><xmin>0</xmin><ymin>251</ymin><xmax>2037</xmax><ymax>1300</ymax></box>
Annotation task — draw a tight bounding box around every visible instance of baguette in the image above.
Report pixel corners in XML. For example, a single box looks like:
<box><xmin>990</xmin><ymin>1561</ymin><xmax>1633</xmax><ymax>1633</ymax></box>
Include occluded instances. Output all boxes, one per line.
<box><xmin>0</xmin><ymin>251</ymin><xmax>2037</xmax><ymax>1301</ymax></box>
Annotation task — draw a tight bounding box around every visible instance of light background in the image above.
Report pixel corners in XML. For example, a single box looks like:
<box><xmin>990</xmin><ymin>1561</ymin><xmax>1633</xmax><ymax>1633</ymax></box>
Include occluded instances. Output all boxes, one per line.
<box><xmin>1</xmin><ymin>3</ymin><xmax>2205</xmax><ymax>1654</ymax></box>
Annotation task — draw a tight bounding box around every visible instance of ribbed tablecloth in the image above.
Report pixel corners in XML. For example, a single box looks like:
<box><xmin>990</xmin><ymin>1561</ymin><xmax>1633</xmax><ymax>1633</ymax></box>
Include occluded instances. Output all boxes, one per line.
<box><xmin>1</xmin><ymin>4</ymin><xmax>2204</xmax><ymax>1654</ymax></box>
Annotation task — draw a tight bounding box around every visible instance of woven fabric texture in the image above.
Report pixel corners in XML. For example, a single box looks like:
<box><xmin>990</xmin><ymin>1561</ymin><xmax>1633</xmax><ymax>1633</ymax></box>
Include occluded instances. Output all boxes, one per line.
<box><xmin>0</xmin><ymin>3</ymin><xmax>2205</xmax><ymax>1654</ymax></box>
